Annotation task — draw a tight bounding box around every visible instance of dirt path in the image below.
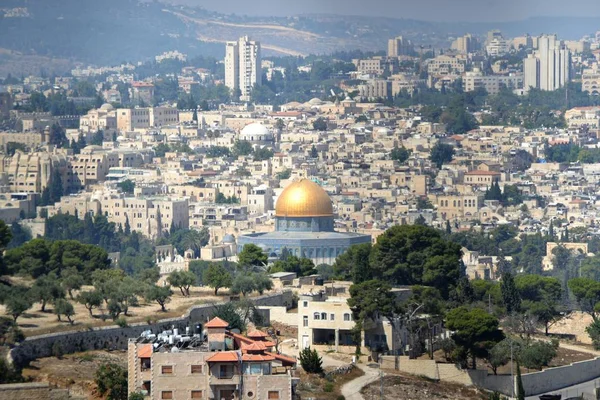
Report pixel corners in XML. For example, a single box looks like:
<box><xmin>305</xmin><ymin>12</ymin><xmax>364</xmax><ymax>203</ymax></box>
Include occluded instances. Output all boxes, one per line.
<box><xmin>341</xmin><ymin>363</ymin><xmax>382</xmax><ymax>400</ymax></box>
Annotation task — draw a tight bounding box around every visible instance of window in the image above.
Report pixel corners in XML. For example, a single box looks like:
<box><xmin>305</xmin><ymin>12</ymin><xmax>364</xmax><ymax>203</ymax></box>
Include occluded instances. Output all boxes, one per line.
<box><xmin>191</xmin><ymin>364</ymin><xmax>203</xmax><ymax>374</ymax></box>
<box><xmin>161</xmin><ymin>391</ymin><xmax>173</xmax><ymax>399</ymax></box>
<box><xmin>303</xmin><ymin>316</ymin><xmax>308</xmax><ymax>327</ymax></box>
<box><xmin>161</xmin><ymin>365</ymin><xmax>173</xmax><ymax>374</ymax></box>
<box><xmin>268</xmin><ymin>391</ymin><xmax>280</xmax><ymax>400</ymax></box>
<box><xmin>344</xmin><ymin>313</ymin><xmax>351</xmax><ymax>321</ymax></box>
<box><xmin>321</xmin><ymin>312</ymin><xmax>327</xmax><ymax>320</ymax></box>
<box><xmin>330</xmin><ymin>314</ymin><xmax>335</xmax><ymax>321</ymax></box>
<box><xmin>191</xmin><ymin>390</ymin><xmax>203</xmax><ymax>399</ymax></box>
<box><xmin>313</xmin><ymin>312</ymin><xmax>320</xmax><ymax>320</ymax></box>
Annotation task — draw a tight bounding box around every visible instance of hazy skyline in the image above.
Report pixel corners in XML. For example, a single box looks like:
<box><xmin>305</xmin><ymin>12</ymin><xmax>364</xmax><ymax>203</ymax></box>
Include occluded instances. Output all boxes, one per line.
<box><xmin>171</xmin><ymin>0</ymin><xmax>600</xmax><ymax>22</ymax></box>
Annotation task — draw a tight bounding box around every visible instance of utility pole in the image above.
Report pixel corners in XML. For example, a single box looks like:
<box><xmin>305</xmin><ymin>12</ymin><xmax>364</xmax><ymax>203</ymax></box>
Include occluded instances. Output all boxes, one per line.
<box><xmin>510</xmin><ymin>338</ymin><xmax>514</xmax><ymax>399</ymax></box>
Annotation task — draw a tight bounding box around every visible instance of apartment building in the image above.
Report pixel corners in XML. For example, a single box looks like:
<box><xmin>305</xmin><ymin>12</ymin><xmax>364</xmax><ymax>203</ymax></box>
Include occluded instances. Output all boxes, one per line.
<box><xmin>358</xmin><ymin>79</ymin><xmax>391</xmax><ymax>100</ymax></box>
<box><xmin>582</xmin><ymin>65</ymin><xmax>600</xmax><ymax>95</ymax></box>
<box><xmin>131</xmin><ymin>82</ymin><xmax>155</xmax><ymax>105</ymax></box>
<box><xmin>116</xmin><ymin>107</ymin><xmax>179</xmax><ymax>131</ymax></box>
<box><xmin>127</xmin><ymin>317</ymin><xmax>297</xmax><ymax>400</ymax></box>
<box><xmin>435</xmin><ymin>194</ymin><xmax>484</xmax><ymax>221</ymax></box>
<box><xmin>0</xmin><ymin>150</ymin><xmax>68</xmax><ymax>194</ymax></box>
<box><xmin>0</xmin><ymin>92</ymin><xmax>11</xmax><ymax>119</ymax></box>
<box><xmin>387</xmin><ymin>36</ymin><xmax>414</xmax><ymax>57</ymax></box>
<box><xmin>451</xmin><ymin>34</ymin><xmax>479</xmax><ymax>54</ymax></box>
<box><xmin>79</xmin><ymin>103</ymin><xmax>117</xmax><ymax>135</ymax></box>
<box><xmin>427</xmin><ymin>55</ymin><xmax>466</xmax><ymax>76</ymax></box>
<box><xmin>462</xmin><ymin>70</ymin><xmax>523</xmax><ymax>94</ymax></box>
<box><xmin>225</xmin><ymin>36</ymin><xmax>262</xmax><ymax>102</ymax></box>
<box><xmin>99</xmin><ymin>192</ymin><xmax>189</xmax><ymax>239</ymax></box>
<box><xmin>523</xmin><ymin>35</ymin><xmax>571</xmax><ymax>92</ymax></box>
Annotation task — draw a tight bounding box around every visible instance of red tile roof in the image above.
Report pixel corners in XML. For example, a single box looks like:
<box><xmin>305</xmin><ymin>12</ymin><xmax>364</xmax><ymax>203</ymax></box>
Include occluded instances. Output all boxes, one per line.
<box><xmin>138</xmin><ymin>344</ymin><xmax>152</xmax><ymax>358</ymax></box>
<box><xmin>242</xmin><ymin>342</ymin><xmax>267</xmax><ymax>352</ymax></box>
<box><xmin>242</xmin><ymin>354</ymin><xmax>275</xmax><ymax>362</ymax></box>
<box><xmin>206</xmin><ymin>352</ymin><xmax>239</xmax><ymax>363</ymax></box>
<box><xmin>205</xmin><ymin>317</ymin><xmax>229</xmax><ymax>328</ymax></box>
<box><xmin>265</xmin><ymin>352</ymin><xmax>296</xmax><ymax>365</ymax></box>
<box><xmin>247</xmin><ymin>330</ymin><xmax>269</xmax><ymax>338</ymax></box>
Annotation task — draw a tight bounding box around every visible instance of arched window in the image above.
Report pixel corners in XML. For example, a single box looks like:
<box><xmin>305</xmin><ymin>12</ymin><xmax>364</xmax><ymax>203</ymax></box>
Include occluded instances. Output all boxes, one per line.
<box><xmin>313</xmin><ymin>312</ymin><xmax>320</xmax><ymax>320</ymax></box>
<box><xmin>321</xmin><ymin>312</ymin><xmax>327</xmax><ymax>320</ymax></box>
<box><xmin>343</xmin><ymin>313</ymin><xmax>351</xmax><ymax>321</ymax></box>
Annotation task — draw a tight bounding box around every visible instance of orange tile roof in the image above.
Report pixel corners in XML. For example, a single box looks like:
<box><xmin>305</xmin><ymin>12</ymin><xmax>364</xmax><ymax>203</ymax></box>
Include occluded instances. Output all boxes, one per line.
<box><xmin>242</xmin><ymin>354</ymin><xmax>275</xmax><ymax>362</ymax></box>
<box><xmin>205</xmin><ymin>317</ymin><xmax>229</xmax><ymax>328</ymax></box>
<box><xmin>247</xmin><ymin>330</ymin><xmax>269</xmax><ymax>338</ymax></box>
<box><xmin>242</xmin><ymin>342</ymin><xmax>267</xmax><ymax>352</ymax></box>
<box><xmin>265</xmin><ymin>352</ymin><xmax>296</xmax><ymax>365</ymax></box>
<box><xmin>138</xmin><ymin>344</ymin><xmax>152</xmax><ymax>358</ymax></box>
<box><xmin>206</xmin><ymin>352</ymin><xmax>239</xmax><ymax>363</ymax></box>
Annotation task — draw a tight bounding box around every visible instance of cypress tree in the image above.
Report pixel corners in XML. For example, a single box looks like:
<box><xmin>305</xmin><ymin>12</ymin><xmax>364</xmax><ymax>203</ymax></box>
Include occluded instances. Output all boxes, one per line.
<box><xmin>501</xmin><ymin>272</ymin><xmax>521</xmax><ymax>314</ymax></box>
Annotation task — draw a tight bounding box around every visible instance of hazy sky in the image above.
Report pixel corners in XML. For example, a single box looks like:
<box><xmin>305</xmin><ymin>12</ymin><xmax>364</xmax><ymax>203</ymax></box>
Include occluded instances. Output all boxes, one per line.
<box><xmin>172</xmin><ymin>0</ymin><xmax>600</xmax><ymax>21</ymax></box>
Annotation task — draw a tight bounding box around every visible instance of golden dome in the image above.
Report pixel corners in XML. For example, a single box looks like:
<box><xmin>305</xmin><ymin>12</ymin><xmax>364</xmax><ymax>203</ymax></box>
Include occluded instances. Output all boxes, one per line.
<box><xmin>275</xmin><ymin>179</ymin><xmax>333</xmax><ymax>217</ymax></box>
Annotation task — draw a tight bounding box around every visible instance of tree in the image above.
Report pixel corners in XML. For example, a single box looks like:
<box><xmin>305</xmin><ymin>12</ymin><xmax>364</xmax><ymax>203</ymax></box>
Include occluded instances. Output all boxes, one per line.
<box><xmin>116</xmin><ymin>180</ymin><xmax>135</xmax><ymax>194</ymax></box>
<box><xmin>203</xmin><ymin>263</ymin><xmax>233</xmax><ymax>295</ymax></box>
<box><xmin>77</xmin><ymin>290</ymin><xmax>103</xmax><ymax>317</ymax></box>
<box><xmin>231</xmin><ymin>274</ymin><xmax>256</xmax><ymax>296</ymax></box>
<box><xmin>568</xmin><ymin>277</ymin><xmax>600</xmax><ymax>321</ymax></box>
<box><xmin>238</xmin><ymin>244</ymin><xmax>268</xmax><ymax>271</ymax></box>
<box><xmin>253</xmin><ymin>147</ymin><xmax>274</xmax><ymax>161</ymax></box>
<box><xmin>60</xmin><ymin>268</ymin><xmax>84</xmax><ymax>299</ymax></box>
<box><xmin>49</xmin><ymin>168</ymin><xmax>64</xmax><ymax>204</ymax></box>
<box><xmin>333</xmin><ymin>243</ymin><xmax>372</xmax><ymax>283</ymax></box>
<box><xmin>347</xmin><ymin>280</ymin><xmax>398</xmax><ymax>326</ymax></box>
<box><xmin>232</xmin><ymin>140</ymin><xmax>253</xmax><ymax>157</ymax></box>
<box><xmin>129</xmin><ymin>393</ymin><xmax>145</xmax><ymax>400</ymax></box>
<box><xmin>520</xmin><ymin>340</ymin><xmax>557</xmax><ymax>371</ymax></box>
<box><xmin>312</xmin><ymin>117</ymin><xmax>327</xmax><ymax>131</ymax></box>
<box><xmin>516</xmin><ymin>361</ymin><xmax>525</xmax><ymax>400</ymax></box>
<box><xmin>0</xmin><ymin>219</ymin><xmax>11</xmax><ymax>275</ymax></box>
<box><xmin>95</xmin><ymin>363</ymin><xmax>128</xmax><ymax>400</ymax></box>
<box><xmin>485</xmin><ymin>181</ymin><xmax>503</xmax><ymax>202</ymax></box>
<box><xmin>254</xmin><ymin>273</ymin><xmax>274</xmax><ymax>295</ymax></box>
<box><xmin>391</xmin><ymin>146</ymin><xmax>411</xmax><ymax>163</ymax></box>
<box><xmin>270</xmin><ymin>256</ymin><xmax>316</xmax><ymax>277</ymax></box>
<box><xmin>369</xmin><ymin>225</ymin><xmax>463</xmax><ymax>299</ymax></box>
<box><xmin>310</xmin><ymin>145</ymin><xmax>318</xmax><ymax>158</ymax></box>
<box><xmin>277</xmin><ymin>169</ymin><xmax>291</xmax><ymax>180</ymax></box>
<box><xmin>167</xmin><ymin>270</ymin><xmax>196</xmax><ymax>297</ymax></box>
<box><xmin>430</xmin><ymin>142</ymin><xmax>455</xmax><ymax>169</ymax></box>
<box><xmin>516</xmin><ymin>274</ymin><xmax>562</xmax><ymax>335</ymax></box>
<box><xmin>54</xmin><ymin>299</ymin><xmax>75</xmax><ymax>324</ymax></box>
<box><xmin>501</xmin><ymin>272</ymin><xmax>521</xmax><ymax>314</ymax></box>
<box><xmin>497</xmin><ymin>255</ymin><xmax>512</xmax><ymax>276</ymax></box>
<box><xmin>4</xmin><ymin>289</ymin><xmax>33</xmax><ymax>322</ymax></box>
<box><xmin>31</xmin><ymin>273</ymin><xmax>66</xmax><ymax>312</ymax></box>
<box><xmin>586</xmin><ymin>319</ymin><xmax>600</xmax><ymax>349</ymax></box>
<box><xmin>299</xmin><ymin>347</ymin><xmax>323</xmax><ymax>374</ymax></box>
<box><xmin>211</xmin><ymin>302</ymin><xmax>245</xmax><ymax>331</ymax></box>
<box><xmin>144</xmin><ymin>285</ymin><xmax>172</xmax><ymax>312</ymax></box>
<box><xmin>487</xmin><ymin>338</ymin><xmax>522</xmax><ymax>375</ymax></box>
<box><xmin>445</xmin><ymin>307</ymin><xmax>504</xmax><ymax>369</ymax></box>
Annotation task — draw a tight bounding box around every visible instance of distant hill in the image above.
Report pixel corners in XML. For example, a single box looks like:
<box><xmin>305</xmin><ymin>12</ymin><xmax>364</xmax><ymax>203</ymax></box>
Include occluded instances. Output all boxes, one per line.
<box><xmin>0</xmin><ymin>0</ymin><xmax>597</xmax><ymax>72</ymax></box>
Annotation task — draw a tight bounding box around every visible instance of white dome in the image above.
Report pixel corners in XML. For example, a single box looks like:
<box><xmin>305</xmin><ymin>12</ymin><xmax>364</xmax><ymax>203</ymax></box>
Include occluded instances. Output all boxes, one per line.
<box><xmin>377</xmin><ymin>127</ymin><xmax>391</xmax><ymax>135</ymax></box>
<box><xmin>240</xmin><ymin>123</ymin><xmax>273</xmax><ymax>142</ymax></box>
<box><xmin>308</xmin><ymin>97</ymin><xmax>323</xmax><ymax>105</ymax></box>
<box><xmin>100</xmin><ymin>103</ymin><xmax>114</xmax><ymax>111</ymax></box>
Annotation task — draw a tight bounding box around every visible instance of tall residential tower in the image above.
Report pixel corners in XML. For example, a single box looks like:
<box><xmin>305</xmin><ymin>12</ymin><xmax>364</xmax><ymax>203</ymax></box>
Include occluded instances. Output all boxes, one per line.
<box><xmin>224</xmin><ymin>36</ymin><xmax>262</xmax><ymax>102</ymax></box>
<box><xmin>523</xmin><ymin>34</ymin><xmax>571</xmax><ymax>92</ymax></box>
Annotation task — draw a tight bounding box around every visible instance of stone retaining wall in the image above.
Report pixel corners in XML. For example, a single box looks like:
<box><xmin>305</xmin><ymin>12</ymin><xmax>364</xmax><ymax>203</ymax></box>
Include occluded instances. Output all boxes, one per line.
<box><xmin>8</xmin><ymin>291</ymin><xmax>293</xmax><ymax>368</ymax></box>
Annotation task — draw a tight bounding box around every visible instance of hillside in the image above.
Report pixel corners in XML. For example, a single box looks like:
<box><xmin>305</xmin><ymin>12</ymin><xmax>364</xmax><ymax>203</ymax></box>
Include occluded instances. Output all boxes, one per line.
<box><xmin>0</xmin><ymin>0</ymin><xmax>598</xmax><ymax>72</ymax></box>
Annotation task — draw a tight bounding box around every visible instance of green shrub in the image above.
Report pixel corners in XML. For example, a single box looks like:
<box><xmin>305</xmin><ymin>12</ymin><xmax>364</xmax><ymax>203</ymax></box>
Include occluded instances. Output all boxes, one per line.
<box><xmin>323</xmin><ymin>382</ymin><xmax>334</xmax><ymax>392</ymax></box>
<box><xmin>115</xmin><ymin>317</ymin><xmax>128</xmax><ymax>328</ymax></box>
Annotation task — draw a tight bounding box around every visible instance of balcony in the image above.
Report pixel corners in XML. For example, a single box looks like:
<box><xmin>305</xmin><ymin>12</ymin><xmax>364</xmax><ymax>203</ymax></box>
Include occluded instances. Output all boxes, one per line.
<box><xmin>209</xmin><ymin>374</ymin><xmax>240</xmax><ymax>385</ymax></box>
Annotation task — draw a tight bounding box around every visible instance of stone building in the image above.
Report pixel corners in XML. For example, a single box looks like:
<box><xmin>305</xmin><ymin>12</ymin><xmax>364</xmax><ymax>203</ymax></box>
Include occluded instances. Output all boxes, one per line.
<box><xmin>127</xmin><ymin>317</ymin><xmax>297</xmax><ymax>400</ymax></box>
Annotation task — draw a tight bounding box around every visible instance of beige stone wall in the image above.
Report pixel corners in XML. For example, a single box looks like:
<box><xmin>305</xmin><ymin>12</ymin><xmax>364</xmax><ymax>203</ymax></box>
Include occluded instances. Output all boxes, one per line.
<box><xmin>0</xmin><ymin>383</ymin><xmax>71</xmax><ymax>400</ymax></box>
